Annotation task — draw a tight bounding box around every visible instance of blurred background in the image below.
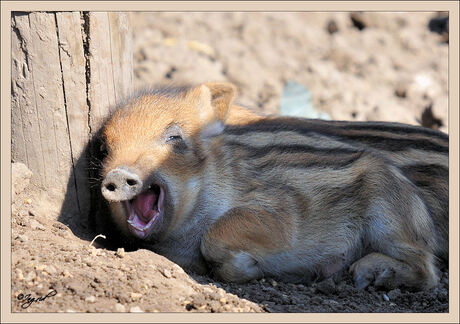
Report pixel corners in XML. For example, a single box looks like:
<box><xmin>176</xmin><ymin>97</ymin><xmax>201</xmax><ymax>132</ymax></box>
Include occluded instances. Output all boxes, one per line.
<box><xmin>131</xmin><ymin>12</ymin><xmax>449</xmax><ymax>133</ymax></box>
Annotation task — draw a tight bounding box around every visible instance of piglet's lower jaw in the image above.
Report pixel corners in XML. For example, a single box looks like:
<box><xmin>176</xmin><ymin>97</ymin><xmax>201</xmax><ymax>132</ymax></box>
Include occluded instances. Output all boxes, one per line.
<box><xmin>124</xmin><ymin>185</ymin><xmax>165</xmax><ymax>239</ymax></box>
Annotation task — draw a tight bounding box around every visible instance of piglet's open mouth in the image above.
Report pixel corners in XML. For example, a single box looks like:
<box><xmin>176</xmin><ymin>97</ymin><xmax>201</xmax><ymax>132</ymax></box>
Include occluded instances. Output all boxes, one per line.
<box><xmin>124</xmin><ymin>184</ymin><xmax>165</xmax><ymax>238</ymax></box>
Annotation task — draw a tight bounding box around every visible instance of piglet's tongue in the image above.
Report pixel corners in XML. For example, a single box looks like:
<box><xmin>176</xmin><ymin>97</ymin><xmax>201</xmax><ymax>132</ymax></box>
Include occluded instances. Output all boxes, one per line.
<box><xmin>132</xmin><ymin>191</ymin><xmax>157</xmax><ymax>222</ymax></box>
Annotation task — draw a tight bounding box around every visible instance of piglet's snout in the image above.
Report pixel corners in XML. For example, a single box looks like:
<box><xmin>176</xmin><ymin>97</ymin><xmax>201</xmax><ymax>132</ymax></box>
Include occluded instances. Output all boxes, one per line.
<box><xmin>102</xmin><ymin>167</ymin><xmax>143</xmax><ymax>202</ymax></box>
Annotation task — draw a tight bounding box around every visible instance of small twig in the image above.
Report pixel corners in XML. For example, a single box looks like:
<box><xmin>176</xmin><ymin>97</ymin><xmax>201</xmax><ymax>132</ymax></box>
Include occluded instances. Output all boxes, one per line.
<box><xmin>89</xmin><ymin>234</ymin><xmax>106</xmax><ymax>248</ymax></box>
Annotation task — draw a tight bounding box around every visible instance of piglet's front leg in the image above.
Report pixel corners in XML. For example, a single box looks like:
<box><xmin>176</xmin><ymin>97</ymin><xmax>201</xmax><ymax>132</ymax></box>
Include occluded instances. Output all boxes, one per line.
<box><xmin>200</xmin><ymin>206</ymin><xmax>291</xmax><ymax>283</ymax></box>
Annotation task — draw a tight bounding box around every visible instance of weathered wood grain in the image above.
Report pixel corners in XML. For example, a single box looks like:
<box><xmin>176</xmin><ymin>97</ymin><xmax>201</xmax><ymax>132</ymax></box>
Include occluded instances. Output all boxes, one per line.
<box><xmin>56</xmin><ymin>11</ymin><xmax>90</xmax><ymax>218</ymax></box>
<box><xmin>12</xmin><ymin>12</ymin><xmax>72</xmax><ymax>203</ymax></box>
<box><xmin>11</xmin><ymin>11</ymin><xmax>133</xmax><ymax>226</ymax></box>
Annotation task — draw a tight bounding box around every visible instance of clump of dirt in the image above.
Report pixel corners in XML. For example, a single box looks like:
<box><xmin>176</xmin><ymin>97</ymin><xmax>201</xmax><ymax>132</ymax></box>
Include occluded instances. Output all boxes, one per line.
<box><xmin>11</xmin><ymin>12</ymin><xmax>449</xmax><ymax>313</ymax></box>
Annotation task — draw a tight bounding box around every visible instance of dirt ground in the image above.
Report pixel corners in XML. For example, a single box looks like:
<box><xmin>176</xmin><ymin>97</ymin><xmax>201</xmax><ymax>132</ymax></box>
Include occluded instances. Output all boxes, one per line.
<box><xmin>11</xmin><ymin>12</ymin><xmax>449</xmax><ymax>313</ymax></box>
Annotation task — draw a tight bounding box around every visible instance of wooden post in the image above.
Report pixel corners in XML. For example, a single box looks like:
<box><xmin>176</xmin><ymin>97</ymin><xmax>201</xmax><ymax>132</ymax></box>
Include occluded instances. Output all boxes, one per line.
<box><xmin>11</xmin><ymin>12</ymin><xmax>133</xmax><ymax>231</ymax></box>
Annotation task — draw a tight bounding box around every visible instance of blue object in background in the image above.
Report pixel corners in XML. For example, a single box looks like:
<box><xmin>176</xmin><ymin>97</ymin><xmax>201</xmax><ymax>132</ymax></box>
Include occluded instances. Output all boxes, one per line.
<box><xmin>279</xmin><ymin>80</ymin><xmax>331</xmax><ymax>120</ymax></box>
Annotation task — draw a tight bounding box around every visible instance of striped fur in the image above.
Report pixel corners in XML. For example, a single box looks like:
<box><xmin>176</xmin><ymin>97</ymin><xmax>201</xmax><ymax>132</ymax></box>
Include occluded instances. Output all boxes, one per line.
<box><xmin>100</xmin><ymin>82</ymin><xmax>448</xmax><ymax>290</ymax></box>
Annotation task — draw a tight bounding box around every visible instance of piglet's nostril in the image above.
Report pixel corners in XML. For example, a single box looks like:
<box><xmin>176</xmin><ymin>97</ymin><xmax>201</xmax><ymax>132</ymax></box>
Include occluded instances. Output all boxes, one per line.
<box><xmin>106</xmin><ymin>183</ymin><xmax>116</xmax><ymax>192</ymax></box>
<box><xmin>127</xmin><ymin>179</ymin><xmax>138</xmax><ymax>186</ymax></box>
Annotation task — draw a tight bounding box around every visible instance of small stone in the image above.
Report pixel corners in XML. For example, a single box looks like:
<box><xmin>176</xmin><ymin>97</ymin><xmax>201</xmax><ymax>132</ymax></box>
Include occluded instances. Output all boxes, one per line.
<box><xmin>66</xmin><ymin>309</ymin><xmax>76</xmax><ymax>313</ymax></box>
<box><xmin>114</xmin><ymin>303</ymin><xmax>126</xmax><ymax>312</ymax></box>
<box><xmin>29</xmin><ymin>219</ymin><xmax>44</xmax><ymax>231</ymax></box>
<box><xmin>16</xmin><ymin>234</ymin><xmax>28</xmax><ymax>242</ymax></box>
<box><xmin>395</xmin><ymin>86</ymin><xmax>407</xmax><ymax>98</ymax></box>
<box><xmin>161</xmin><ymin>268</ymin><xmax>172</xmax><ymax>278</ymax></box>
<box><xmin>12</xmin><ymin>163</ymin><xmax>32</xmax><ymax>197</ymax></box>
<box><xmin>327</xmin><ymin>20</ymin><xmax>338</xmax><ymax>34</ymax></box>
<box><xmin>383</xmin><ymin>294</ymin><xmax>390</xmax><ymax>302</ymax></box>
<box><xmin>25</xmin><ymin>271</ymin><xmax>36</xmax><ymax>282</ymax></box>
<box><xmin>116</xmin><ymin>248</ymin><xmax>125</xmax><ymax>258</ymax></box>
<box><xmin>62</xmin><ymin>271</ymin><xmax>71</xmax><ymax>278</ymax></box>
<box><xmin>219</xmin><ymin>298</ymin><xmax>227</xmax><ymax>304</ymax></box>
<box><xmin>85</xmin><ymin>296</ymin><xmax>96</xmax><ymax>303</ymax></box>
<box><xmin>270</xmin><ymin>279</ymin><xmax>277</xmax><ymax>287</ymax></box>
<box><xmin>16</xmin><ymin>269</ymin><xmax>24</xmax><ymax>281</ymax></box>
<box><xmin>387</xmin><ymin>289</ymin><xmax>401</xmax><ymax>300</ymax></box>
<box><xmin>129</xmin><ymin>306</ymin><xmax>143</xmax><ymax>313</ymax></box>
<box><xmin>24</xmin><ymin>198</ymin><xmax>32</xmax><ymax>204</ymax></box>
<box><xmin>130</xmin><ymin>292</ymin><xmax>142</xmax><ymax>301</ymax></box>
<box><xmin>316</xmin><ymin>278</ymin><xmax>337</xmax><ymax>295</ymax></box>
<box><xmin>173</xmin><ymin>264</ymin><xmax>185</xmax><ymax>274</ymax></box>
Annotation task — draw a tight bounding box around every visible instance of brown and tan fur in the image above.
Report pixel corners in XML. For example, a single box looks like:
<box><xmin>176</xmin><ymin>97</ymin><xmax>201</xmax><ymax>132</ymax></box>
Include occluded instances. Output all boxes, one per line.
<box><xmin>100</xmin><ymin>82</ymin><xmax>448</xmax><ymax>290</ymax></box>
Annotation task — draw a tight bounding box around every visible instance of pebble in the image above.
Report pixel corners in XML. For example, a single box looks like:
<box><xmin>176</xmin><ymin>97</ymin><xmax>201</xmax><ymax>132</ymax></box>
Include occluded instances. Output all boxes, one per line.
<box><xmin>383</xmin><ymin>294</ymin><xmax>390</xmax><ymax>302</ymax></box>
<box><xmin>25</xmin><ymin>271</ymin><xmax>36</xmax><ymax>281</ymax></box>
<box><xmin>16</xmin><ymin>269</ymin><xmax>24</xmax><ymax>281</ymax></box>
<box><xmin>270</xmin><ymin>279</ymin><xmax>278</xmax><ymax>287</ymax></box>
<box><xmin>114</xmin><ymin>303</ymin><xmax>126</xmax><ymax>312</ymax></box>
<box><xmin>45</xmin><ymin>265</ymin><xmax>57</xmax><ymax>274</ymax></box>
<box><xmin>29</xmin><ymin>219</ymin><xmax>45</xmax><ymax>231</ymax></box>
<box><xmin>161</xmin><ymin>268</ymin><xmax>172</xmax><ymax>278</ymax></box>
<box><xmin>24</xmin><ymin>198</ymin><xmax>32</xmax><ymax>204</ymax></box>
<box><xmin>35</xmin><ymin>264</ymin><xmax>46</xmax><ymax>271</ymax></box>
<box><xmin>116</xmin><ymin>248</ymin><xmax>125</xmax><ymax>258</ymax></box>
<box><xmin>395</xmin><ymin>86</ymin><xmax>407</xmax><ymax>98</ymax></box>
<box><xmin>173</xmin><ymin>264</ymin><xmax>185</xmax><ymax>274</ymax></box>
<box><xmin>129</xmin><ymin>306</ymin><xmax>144</xmax><ymax>313</ymax></box>
<box><xmin>85</xmin><ymin>296</ymin><xmax>96</xmax><ymax>303</ymax></box>
<box><xmin>16</xmin><ymin>234</ymin><xmax>28</xmax><ymax>242</ymax></box>
<box><xmin>130</xmin><ymin>292</ymin><xmax>143</xmax><ymax>301</ymax></box>
<box><xmin>387</xmin><ymin>289</ymin><xmax>401</xmax><ymax>300</ymax></box>
<box><xmin>327</xmin><ymin>20</ymin><xmax>338</xmax><ymax>34</ymax></box>
<box><xmin>316</xmin><ymin>278</ymin><xmax>337</xmax><ymax>295</ymax></box>
<box><xmin>219</xmin><ymin>298</ymin><xmax>227</xmax><ymax>305</ymax></box>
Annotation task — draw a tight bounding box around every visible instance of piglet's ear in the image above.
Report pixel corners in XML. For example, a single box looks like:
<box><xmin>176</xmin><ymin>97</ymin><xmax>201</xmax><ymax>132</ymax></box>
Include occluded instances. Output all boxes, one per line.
<box><xmin>185</xmin><ymin>82</ymin><xmax>237</xmax><ymax>137</ymax></box>
<box><xmin>204</xmin><ymin>82</ymin><xmax>237</xmax><ymax>122</ymax></box>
